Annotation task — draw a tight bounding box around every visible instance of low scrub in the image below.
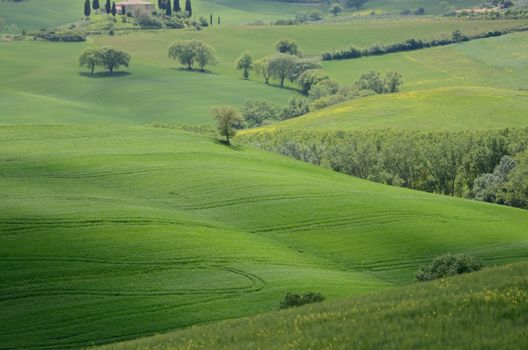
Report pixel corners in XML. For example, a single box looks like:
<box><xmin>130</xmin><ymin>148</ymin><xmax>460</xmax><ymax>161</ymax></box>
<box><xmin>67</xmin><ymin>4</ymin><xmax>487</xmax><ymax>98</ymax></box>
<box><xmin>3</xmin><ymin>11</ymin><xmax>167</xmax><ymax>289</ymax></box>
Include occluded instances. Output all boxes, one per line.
<box><xmin>279</xmin><ymin>292</ymin><xmax>325</xmax><ymax>309</ymax></box>
<box><xmin>416</xmin><ymin>254</ymin><xmax>484</xmax><ymax>281</ymax></box>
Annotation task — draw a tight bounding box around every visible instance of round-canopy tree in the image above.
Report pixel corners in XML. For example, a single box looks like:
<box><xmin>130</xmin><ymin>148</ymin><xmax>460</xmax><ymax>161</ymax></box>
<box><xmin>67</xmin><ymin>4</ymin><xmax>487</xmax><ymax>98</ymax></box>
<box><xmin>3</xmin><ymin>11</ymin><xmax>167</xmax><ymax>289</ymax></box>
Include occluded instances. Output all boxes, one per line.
<box><xmin>168</xmin><ymin>40</ymin><xmax>217</xmax><ymax>71</ymax></box>
<box><xmin>236</xmin><ymin>52</ymin><xmax>253</xmax><ymax>80</ymax></box>
<box><xmin>211</xmin><ymin>106</ymin><xmax>243</xmax><ymax>145</ymax></box>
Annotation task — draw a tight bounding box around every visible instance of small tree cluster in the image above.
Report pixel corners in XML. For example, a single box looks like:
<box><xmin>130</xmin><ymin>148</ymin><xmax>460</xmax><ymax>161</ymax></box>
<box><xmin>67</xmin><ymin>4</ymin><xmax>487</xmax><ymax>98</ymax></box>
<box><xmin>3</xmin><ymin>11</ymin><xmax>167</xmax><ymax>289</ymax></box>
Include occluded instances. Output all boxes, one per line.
<box><xmin>355</xmin><ymin>70</ymin><xmax>403</xmax><ymax>94</ymax></box>
<box><xmin>279</xmin><ymin>292</ymin><xmax>325</xmax><ymax>309</ymax></box>
<box><xmin>79</xmin><ymin>47</ymin><xmax>131</xmax><ymax>74</ymax></box>
<box><xmin>168</xmin><ymin>40</ymin><xmax>218</xmax><ymax>71</ymax></box>
<box><xmin>416</xmin><ymin>254</ymin><xmax>484</xmax><ymax>281</ymax></box>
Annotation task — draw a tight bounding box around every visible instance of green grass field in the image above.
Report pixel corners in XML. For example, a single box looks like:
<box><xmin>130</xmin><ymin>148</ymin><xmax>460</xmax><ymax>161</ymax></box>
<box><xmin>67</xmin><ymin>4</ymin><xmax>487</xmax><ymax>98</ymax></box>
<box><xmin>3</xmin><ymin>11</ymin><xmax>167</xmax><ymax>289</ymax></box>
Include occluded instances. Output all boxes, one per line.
<box><xmin>1</xmin><ymin>18</ymin><xmax>525</xmax><ymax>125</ymax></box>
<box><xmin>0</xmin><ymin>0</ymin><xmax>316</xmax><ymax>31</ymax></box>
<box><xmin>1</xmin><ymin>125</ymin><xmax>528</xmax><ymax>349</ymax></box>
<box><xmin>94</xmin><ymin>261</ymin><xmax>528</xmax><ymax>350</ymax></box>
<box><xmin>244</xmin><ymin>31</ymin><xmax>528</xmax><ymax>133</ymax></box>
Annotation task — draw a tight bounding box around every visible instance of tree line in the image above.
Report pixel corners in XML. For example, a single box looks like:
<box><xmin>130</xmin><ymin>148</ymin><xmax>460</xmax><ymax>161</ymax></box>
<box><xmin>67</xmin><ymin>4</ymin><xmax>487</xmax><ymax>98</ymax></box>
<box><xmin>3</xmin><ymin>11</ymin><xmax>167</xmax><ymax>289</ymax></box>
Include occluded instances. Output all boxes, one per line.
<box><xmin>322</xmin><ymin>25</ymin><xmax>528</xmax><ymax>60</ymax></box>
<box><xmin>236</xmin><ymin>128</ymin><xmax>528</xmax><ymax>210</ymax></box>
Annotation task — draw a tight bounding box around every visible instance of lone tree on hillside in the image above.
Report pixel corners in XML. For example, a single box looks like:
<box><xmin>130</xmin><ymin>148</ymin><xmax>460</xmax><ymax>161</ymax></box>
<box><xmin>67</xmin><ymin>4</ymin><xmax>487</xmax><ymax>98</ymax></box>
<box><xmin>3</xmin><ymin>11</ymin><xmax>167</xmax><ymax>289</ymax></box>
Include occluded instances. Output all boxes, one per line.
<box><xmin>93</xmin><ymin>0</ymin><xmax>100</xmax><ymax>12</ymax></box>
<box><xmin>268</xmin><ymin>54</ymin><xmax>297</xmax><ymax>87</ymax></box>
<box><xmin>79</xmin><ymin>48</ymin><xmax>99</xmax><ymax>75</ymax></box>
<box><xmin>328</xmin><ymin>3</ymin><xmax>343</xmax><ymax>16</ymax></box>
<box><xmin>169</xmin><ymin>40</ymin><xmax>217</xmax><ymax>71</ymax></box>
<box><xmin>174</xmin><ymin>0</ymin><xmax>181</xmax><ymax>13</ymax></box>
<box><xmin>185</xmin><ymin>0</ymin><xmax>192</xmax><ymax>17</ymax></box>
<box><xmin>105</xmin><ymin>0</ymin><xmax>111</xmax><ymax>14</ymax></box>
<box><xmin>236</xmin><ymin>52</ymin><xmax>253</xmax><ymax>80</ymax></box>
<box><xmin>212</xmin><ymin>106</ymin><xmax>243</xmax><ymax>145</ymax></box>
<box><xmin>84</xmin><ymin>0</ymin><xmax>91</xmax><ymax>17</ymax></box>
<box><xmin>111</xmin><ymin>2</ymin><xmax>117</xmax><ymax>17</ymax></box>
<box><xmin>275</xmin><ymin>39</ymin><xmax>298</xmax><ymax>55</ymax></box>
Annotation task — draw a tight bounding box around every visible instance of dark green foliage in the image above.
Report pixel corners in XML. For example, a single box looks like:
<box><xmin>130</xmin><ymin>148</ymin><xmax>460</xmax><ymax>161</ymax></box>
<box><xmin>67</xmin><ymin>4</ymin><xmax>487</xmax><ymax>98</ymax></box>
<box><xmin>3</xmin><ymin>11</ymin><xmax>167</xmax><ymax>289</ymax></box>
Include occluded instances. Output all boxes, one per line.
<box><xmin>322</xmin><ymin>25</ymin><xmax>528</xmax><ymax>60</ymax></box>
<box><xmin>280</xmin><ymin>97</ymin><xmax>310</xmax><ymax>120</ymax></box>
<box><xmin>297</xmin><ymin>69</ymin><xmax>329</xmax><ymax>94</ymax></box>
<box><xmin>185</xmin><ymin>0</ymin><xmax>192</xmax><ymax>17</ymax></box>
<box><xmin>236</xmin><ymin>52</ymin><xmax>253</xmax><ymax>80</ymax></box>
<box><xmin>237</xmin><ymin>128</ymin><xmax>528</xmax><ymax>199</ymax></box>
<box><xmin>416</xmin><ymin>254</ymin><xmax>484</xmax><ymax>281</ymax></box>
<box><xmin>347</xmin><ymin>0</ymin><xmax>368</xmax><ymax>10</ymax></box>
<box><xmin>275</xmin><ymin>38</ymin><xmax>298</xmax><ymax>55</ymax></box>
<box><xmin>279</xmin><ymin>292</ymin><xmax>325</xmax><ymax>309</ymax></box>
<box><xmin>111</xmin><ymin>2</ymin><xmax>116</xmax><ymax>17</ymax></box>
<box><xmin>329</xmin><ymin>3</ymin><xmax>343</xmax><ymax>16</ymax></box>
<box><xmin>105</xmin><ymin>0</ymin><xmax>111</xmax><ymax>14</ymax></box>
<box><xmin>84</xmin><ymin>0</ymin><xmax>91</xmax><ymax>17</ymax></box>
<box><xmin>138</xmin><ymin>13</ymin><xmax>162</xmax><ymax>28</ymax></box>
<box><xmin>241</xmin><ymin>99</ymin><xmax>280</xmax><ymax>128</ymax></box>
<box><xmin>165</xmin><ymin>17</ymin><xmax>185</xmax><ymax>29</ymax></box>
<box><xmin>37</xmin><ymin>30</ymin><xmax>86</xmax><ymax>42</ymax></box>
<box><xmin>174</xmin><ymin>0</ymin><xmax>181</xmax><ymax>12</ymax></box>
<box><xmin>165</xmin><ymin>0</ymin><xmax>172</xmax><ymax>16</ymax></box>
<box><xmin>210</xmin><ymin>13</ymin><xmax>213</xmax><ymax>26</ymax></box>
<box><xmin>93</xmin><ymin>0</ymin><xmax>100</xmax><ymax>10</ymax></box>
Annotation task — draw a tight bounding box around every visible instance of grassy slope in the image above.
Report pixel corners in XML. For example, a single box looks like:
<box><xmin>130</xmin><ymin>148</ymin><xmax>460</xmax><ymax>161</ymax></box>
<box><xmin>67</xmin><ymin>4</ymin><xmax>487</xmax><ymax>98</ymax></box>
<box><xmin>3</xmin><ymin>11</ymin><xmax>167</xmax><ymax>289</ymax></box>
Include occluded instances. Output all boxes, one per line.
<box><xmin>1</xmin><ymin>125</ymin><xmax>528</xmax><ymax>349</ymax></box>
<box><xmin>363</xmin><ymin>0</ymin><xmax>485</xmax><ymax>15</ymax></box>
<box><xmin>0</xmin><ymin>0</ymin><xmax>314</xmax><ymax>31</ymax></box>
<box><xmin>1</xmin><ymin>18</ymin><xmax>524</xmax><ymax>125</ymax></box>
<box><xmin>244</xmin><ymin>32</ymin><xmax>528</xmax><ymax>133</ymax></box>
<box><xmin>94</xmin><ymin>262</ymin><xmax>528</xmax><ymax>350</ymax></box>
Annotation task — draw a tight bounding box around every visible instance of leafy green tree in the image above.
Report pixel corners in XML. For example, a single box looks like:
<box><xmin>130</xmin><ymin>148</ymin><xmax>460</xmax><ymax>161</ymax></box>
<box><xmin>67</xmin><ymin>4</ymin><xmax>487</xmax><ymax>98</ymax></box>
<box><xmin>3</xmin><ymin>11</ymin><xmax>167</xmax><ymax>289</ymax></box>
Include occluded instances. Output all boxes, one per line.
<box><xmin>268</xmin><ymin>54</ymin><xmax>297</xmax><ymax>87</ymax></box>
<box><xmin>166</xmin><ymin>0</ymin><xmax>172</xmax><ymax>16</ymax></box>
<box><xmin>84</xmin><ymin>0</ymin><xmax>91</xmax><ymax>17</ymax></box>
<box><xmin>242</xmin><ymin>99</ymin><xmax>280</xmax><ymax>127</ymax></box>
<box><xmin>236</xmin><ymin>52</ymin><xmax>253</xmax><ymax>80</ymax></box>
<box><xmin>254</xmin><ymin>57</ymin><xmax>272</xmax><ymax>84</ymax></box>
<box><xmin>355</xmin><ymin>70</ymin><xmax>384</xmax><ymax>94</ymax></box>
<box><xmin>211</xmin><ymin>106</ymin><xmax>243</xmax><ymax>145</ymax></box>
<box><xmin>111</xmin><ymin>2</ymin><xmax>117</xmax><ymax>17</ymax></box>
<box><xmin>416</xmin><ymin>254</ymin><xmax>483</xmax><ymax>282</ymax></box>
<box><xmin>502</xmin><ymin>151</ymin><xmax>528</xmax><ymax>209</ymax></box>
<box><xmin>383</xmin><ymin>72</ymin><xmax>403</xmax><ymax>93</ymax></box>
<box><xmin>168</xmin><ymin>40</ymin><xmax>197</xmax><ymax>69</ymax></box>
<box><xmin>174</xmin><ymin>0</ymin><xmax>181</xmax><ymax>12</ymax></box>
<box><xmin>297</xmin><ymin>69</ymin><xmax>329</xmax><ymax>94</ymax></box>
<box><xmin>210</xmin><ymin>14</ymin><xmax>213</xmax><ymax>26</ymax></box>
<box><xmin>288</xmin><ymin>58</ymin><xmax>322</xmax><ymax>83</ymax></box>
<box><xmin>97</xmin><ymin>47</ymin><xmax>131</xmax><ymax>73</ymax></box>
<box><xmin>79</xmin><ymin>48</ymin><xmax>100</xmax><ymax>75</ymax></box>
<box><xmin>275</xmin><ymin>39</ymin><xmax>298</xmax><ymax>55</ymax></box>
<box><xmin>93</xmin><ymin>0</ymin><xmax>100</xmax><ymax>11</ymax></box>
<box><xmin>158</xmin><ymin>0</ymin><xmax>164</xmax><ymax>10</ymax></box>
<box><xmin>328</xmin><ymin>3</ymin><xmax>343</xmax><ymax>16</ymax></box>
<box><xmin>105</xmin><ymin>0</ymin><xmax>111</xmax><ymax>14</ymax></box>
<box><xmin>194</xmin><ymin>41</ymin><xmax>218</xmax><ymax>71</ymax></box>
<box><xmin>185</xmin><ymin>0</ymin><xmax>192</xmax><ymax>17</ymax></box>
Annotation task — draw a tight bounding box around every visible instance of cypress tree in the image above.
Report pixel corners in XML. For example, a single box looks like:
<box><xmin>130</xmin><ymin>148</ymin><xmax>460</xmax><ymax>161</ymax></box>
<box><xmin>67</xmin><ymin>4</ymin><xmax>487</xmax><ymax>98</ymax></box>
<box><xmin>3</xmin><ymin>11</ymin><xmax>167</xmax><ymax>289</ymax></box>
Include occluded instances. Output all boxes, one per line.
<box><xmin>111</xmin><ymin>1</ymin><xmax>117</xmax><ymax>16</ymax></box>
<box><xmin>218</xmin><ymin>16</ymin><xmax>220</xmax><ymax>25</ymax></box>
<box><xmin>84</xmin><ymin>0</ymin><xmax>91</xmax><ymax>17</ymax></box>
<box><xmin>158</xmin><ymin>0</ymin><xmax>163</xmax><ymax>9</ymax></box>
<box><xmin>174</xmin><ymin>0</ymin><xmax>181</xmax><ymax>13</ymax></box>
<box><xmin>105</xmin><ymin>0</ymin><xmax>111</xmax><ymax>14</ymax></box>
<box><xmin>185</xmin><ymin>0</ymin><xmax>192</xmax><ymax>17</ymax></box>
<box><xmin>210</xmin><ymin>13</ymin><xmax>213</xmax><ymax>26</ymax></box>
<box><xmin>166</xmin><ymin>0</ymin><xmax>172</xmax><ymax>16</ymax></box>
<box><xmin>93</xmin><ymin>0</ymin><xmax>100</xmax><ymax>11</ymax></box>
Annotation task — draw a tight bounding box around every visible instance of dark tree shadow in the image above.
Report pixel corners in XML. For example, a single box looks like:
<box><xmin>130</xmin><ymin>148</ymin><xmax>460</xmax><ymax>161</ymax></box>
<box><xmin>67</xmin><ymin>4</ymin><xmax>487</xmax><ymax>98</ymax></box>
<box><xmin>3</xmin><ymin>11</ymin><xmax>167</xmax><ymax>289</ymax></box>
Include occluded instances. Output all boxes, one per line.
<box><xmin>79</xmin><ymin>71</ymin><xmax>131</xmax><ymax>78</ymax></box>
<box><xmin>214</xmin><ymin>139</ymin><xmax>244</xmax><ymax>151</ymax></box>
<box><xmin>169</xmin><ymin>67</ymin><xmax>219</xmax><ymax>75</ymax></box>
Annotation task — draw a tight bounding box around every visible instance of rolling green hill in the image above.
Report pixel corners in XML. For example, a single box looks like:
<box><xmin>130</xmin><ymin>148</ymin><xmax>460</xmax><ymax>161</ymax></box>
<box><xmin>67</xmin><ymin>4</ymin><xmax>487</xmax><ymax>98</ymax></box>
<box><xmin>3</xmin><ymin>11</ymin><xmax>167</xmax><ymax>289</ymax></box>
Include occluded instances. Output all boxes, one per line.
<box><xmin>1</xmin><ymin>18</ymin><xmax>525</xmax><ymax>125</ymax></box>
<box><xmin>94</xmin><ymin>261</ymin><xmax>528</xmax><ymax>350</ymax></box>
<box><xmin>1</xmin><ymin>125</ymin><xmax>528</xmax><ymax>349</ymax></box>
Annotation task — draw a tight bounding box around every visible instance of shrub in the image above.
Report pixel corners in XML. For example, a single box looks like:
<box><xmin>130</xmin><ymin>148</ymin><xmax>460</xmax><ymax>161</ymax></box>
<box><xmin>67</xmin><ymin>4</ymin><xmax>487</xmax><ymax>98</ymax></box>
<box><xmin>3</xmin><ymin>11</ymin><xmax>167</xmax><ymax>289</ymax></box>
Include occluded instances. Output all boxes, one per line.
<box><xmin>416</xmin><ymin>254</ymin><xmax>484</xmax><ymax>281</ymax></box>
<box><xmin>166</xmin><ymin>17</ymin><xmax>185</xmax><ymax>29</ymax></box>
<box><xmin>138</xmin><ymin>13</ymin><xmax>162</xmax><ymax>28</ymax></box>
<box><xmin>279</xmin><ymin>292</ymin><xmax>325</xmax><ymax>309</ymax></box>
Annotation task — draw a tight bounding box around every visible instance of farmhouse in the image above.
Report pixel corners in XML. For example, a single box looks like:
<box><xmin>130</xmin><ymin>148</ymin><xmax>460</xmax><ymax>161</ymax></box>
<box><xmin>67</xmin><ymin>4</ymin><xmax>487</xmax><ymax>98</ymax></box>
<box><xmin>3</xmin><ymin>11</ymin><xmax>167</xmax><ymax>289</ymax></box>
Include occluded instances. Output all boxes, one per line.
<box><xmin>115</xmin><ymin>0</ymin><xmax>155</xmax><ymax>13</ymax></box>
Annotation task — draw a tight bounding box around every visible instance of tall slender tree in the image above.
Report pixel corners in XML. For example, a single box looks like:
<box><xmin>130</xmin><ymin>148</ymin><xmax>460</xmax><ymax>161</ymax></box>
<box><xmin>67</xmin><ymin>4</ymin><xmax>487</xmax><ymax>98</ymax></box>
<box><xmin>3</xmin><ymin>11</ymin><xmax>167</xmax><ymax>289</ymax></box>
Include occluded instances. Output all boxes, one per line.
<box><xmin>210</xmin><ymin>13</ymin><xmax>213</xmax><ymax>26</ymax></box>
<box><xmin>166</xmin><ymin>0</ymin><xmax>172</xmax><ymax>16</ymax></box>
<box><xmin>105</xmin><ymin>0</ymin><xmax>111</xmax><ymax>14</ymax></box>
<box><xmin>174</xmin><ymin>0</ymin><xmax>181</xmax><ymax>13</ymax></box>
<box><xmin>185</xmin><ymin>0</ymin><xmax>192</xmax><ymax>17</ymax></box>
<box><xmin>218</xmin><ymin>16</ymin><xmax>221</xmax><ymax>25</ymax></box>
<box><xmin>93</xmin><ymin>0</ymin><xmax>100</xmax><ymax>11</ymax></box>
<box><xmin>84</xmin><ymin>0</ymin><xmax>91</xmax><ymax>17</ymax></box>
<box><xmin>111</xmin><ymin>1</ymin><xmax>117</xmax><ymax>16</ymax></box>
<box><xmin>158</xmin><ymin>0</ymin><xmax>163</xmax><ymax>9</ymax></box>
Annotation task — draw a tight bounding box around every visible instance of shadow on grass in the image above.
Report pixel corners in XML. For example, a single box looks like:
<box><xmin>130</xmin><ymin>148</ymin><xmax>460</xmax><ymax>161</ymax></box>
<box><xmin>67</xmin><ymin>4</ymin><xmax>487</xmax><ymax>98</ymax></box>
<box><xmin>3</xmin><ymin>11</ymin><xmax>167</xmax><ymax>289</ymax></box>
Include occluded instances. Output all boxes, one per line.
<box><xmin>169</xmin><ymin>67</ymin><xmax>219</xmax><ymax>75</ymax></box>
<box><xmin>214</xmin><ymin>139</ymin><xmax>244</xmax><ymax>151</ymax></box>
<box><xmin>79</xmin><ymin>71</ymin><xmax>131</xmax><ymax>78</ymax></box>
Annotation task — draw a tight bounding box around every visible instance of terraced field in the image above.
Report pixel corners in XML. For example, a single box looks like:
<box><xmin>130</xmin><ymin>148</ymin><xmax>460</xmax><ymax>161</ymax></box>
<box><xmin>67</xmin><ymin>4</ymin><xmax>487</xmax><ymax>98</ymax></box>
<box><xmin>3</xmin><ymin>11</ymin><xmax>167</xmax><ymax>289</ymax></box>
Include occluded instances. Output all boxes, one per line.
<box><xmin>1</xmin><ymin>125</ymin><xmax>528</xmax><ymax>349</ymax></box>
